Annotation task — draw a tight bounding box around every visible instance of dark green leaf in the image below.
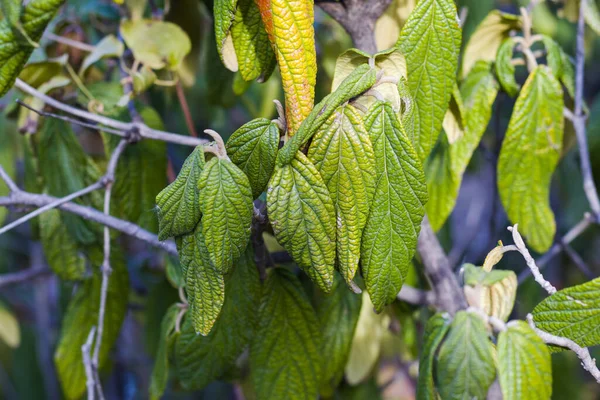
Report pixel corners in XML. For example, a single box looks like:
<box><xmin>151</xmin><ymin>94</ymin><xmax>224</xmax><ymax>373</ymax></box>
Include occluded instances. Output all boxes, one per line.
<box><xmin>149</xmin><ymin>304</ymin><xmax>180</xmax><ymax>400</ymax></box>
<box><xmin>416</xmin><ymin>313</ymin><xmax>451</xmax><ymax>400</ymax></box>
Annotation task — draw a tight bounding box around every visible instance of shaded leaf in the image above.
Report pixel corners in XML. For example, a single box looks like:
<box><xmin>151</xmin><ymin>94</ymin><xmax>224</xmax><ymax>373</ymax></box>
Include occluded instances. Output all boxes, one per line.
<box><xmin>149</xmin><ymin>304</ymin><xmax>180</xmax><ymax>400</ymax></box>
<box><xmin>0</xmin><ymin>303</ymin><xmax>20</xmax><ymax>348</ymax></box>
<box><xmin>416</xmin><ymin>313</ymin><xmax>451</xmax><ymax>400</ymax></box>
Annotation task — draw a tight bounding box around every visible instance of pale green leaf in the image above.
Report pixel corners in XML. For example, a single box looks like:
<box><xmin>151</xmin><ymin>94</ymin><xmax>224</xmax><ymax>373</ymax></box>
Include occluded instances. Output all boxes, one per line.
<box><xmin>316</xmin><ymin>274</ymin><xmax>362</xmax><ymax>396</ymax></box>
<box><xmin>175</xmin><ymin>246</ymin><xmax>260</xmax><ymax>390</ymax></box>
<box><xmin>39</xmin><ymin>209</ymin><xmax>86</xmax><ymax>280</ymax></box>
<box><xmin>149</xmin><ymin>304</ymin><xmax>180</xmax><ymax>400</ymax></box>
<box><xmin>18</xmin><ymin>55</ymin><xmax>67</xmax><ymax>88</ymax></box>
<box><xmin>436</xmin><ymin>311</ymin><xmax>496</xmax><ymax>400</ymax></box>
<box><xmin>540</xmin><ymin>35</ymin><xmax>563</xmax><ymax>80</ymax></box>
<box><xmin>0</xmin><ymin>303</ymin><xmax>20</xmax><ymax>349</ymax></box>
<box><xmin>532</xmin><ymin>277</ymin><xmax>600</xmax><ymax>349</ymax></box>
<box><xmin>198</xmin><ymin>157</ymin><xmax>253</xmax><ymax>272</ymax></box>
<box><xmin>397</xmin><ymin>0</ymin><xmax>462</xmax><ymax>161</ymax></box>
<box><xmin>226</xmin><ymin>118</ymin><xmax>279</xmax><ymax>198</ymax></box>
<box><xmin>442</xmin><ymin>82</ymin><xmax>465</xmax><ymax>144</ymax></box>
<box><xmin>416</xmin><ymin>313</ymin><xmax>451</xmax><ymax>400</ymax></box>
<box><xmin>308</xmin><ymin>104</ymin><xmax>375</xmax><ymax>288</ymax></box>
<box><xmin>497</xmin><ymin>65</ymin><xmax>564</xmax><ymax>253</ymax></box>
<box><xmin>267</xmin><ymin>152</ymin><xmax>336</xmax><ymax>292</ymax></box>
<box><xmin>79</xmin><ymin>34</ymin><xmax>124</xmax><ymax>76</ymax></box>
<box><xmin>495</xmin><ymin>38</ymin><xmax>519</xmax><ymax>97</ymax></box>
<box><xmin>584</xmin><ymin>0</ymin><xmax>600</xmax><ymax>35</ymax></box>
<box><xmin>250</xmin><ymin>268</ymin><xmax>321</xmax><ymax>400</ymax></box>
<box><xmin>214</xmin><ymin>0</ymin><xmax>239</xmax><ymax>68</ymax></box>
<box><xmin>462</xmin><ymin>264</ymin><xmax>517</xmax><ymax>323</ymax></box>
<box><xmin>497</xmin><ymin>321</ymin><xmax>552</xmax><ymax>400</ymax></box>
<box><xmin>156</xmin><ymin>146</ymin><xmax>205</xmax><ymax>240</ymax></box>
<box><xmin>54</xmin><ymin>251</ymin><xmax>129</xmax><ymax>400</ymax></box>
<box><xmin>362</xmin><ymin>101</ymin><xmax>427</xmax><ymax>312</ymax></box>
<box><xmin>0</xmin><ymin>0</ymin><xmax>64</xmax><ymax>97</ymax></box>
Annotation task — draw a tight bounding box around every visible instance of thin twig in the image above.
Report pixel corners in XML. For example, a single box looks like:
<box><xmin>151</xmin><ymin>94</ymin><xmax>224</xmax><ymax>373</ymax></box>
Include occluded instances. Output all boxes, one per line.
<box><xmin>396</xmin><ymin>285</ymin><xmax>436</xmax><ymax>306</ymax></box>
<box><xmin>82</xmin><ymin>327</ymin><xmax>97</xmax><ymax>400</ymax></box>
<box><xmin>0</xmin><ymin>165</ymin><xmax>19</xmax><ymax>192</ymax></box>
<box><xmin>0</xmin><ymin>266</ymin><xmax>52</xmax><ymax>289</ymax></box>
<box><xmin>45</xmin><ymin>32</ymin><xmax>95</xmax><ymax>52</ymax></box>
<box><xmin>527</xmin><ymin>314</ymin><xmax>600</xmax><ymax>383</ymax></box>
<box><xmin>175</xmin><ymin>81</ymin><xmax>198</xmax><ymax>137</ymax></box>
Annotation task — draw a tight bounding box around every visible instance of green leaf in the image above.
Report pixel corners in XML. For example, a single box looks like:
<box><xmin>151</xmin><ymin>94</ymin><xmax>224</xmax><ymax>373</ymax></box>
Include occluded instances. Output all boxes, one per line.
<box><xmin>149</xmin><ymin>304</ymin><xmax>180</xmax><ymax>400</ymax></box>
<box><xmin>230</xmin><ymin>0</ymin><xmax>276</xmax><ymax>81</ymax></box>
<box><xmin>250</xmin><ymin>268</ymin><xmax>321</xmax><ymax>400</ymax></box>
<box><xmin>495</xmin><ymin>38</ymin><xmax>519</xmax><ymax>97</ymax></box>
<box><xmin>416</xmin><ymin>313</ymin><xmax>451</xmax><ymax>400</ymax></box>
<box><xmin>442</xmin><ymin>82</ymin><xmax>466</xmax><ymax>144</ymax></box>
<box><xmin>426</xmin><ymin>61</ymin><xmax>499</xmax><ymax>231</ymax></box>
<box><xmin>584</xmin><ymin>0</ymin><xmax>600</xmax><ymax>35</ymax></box>
<box><xmin>532</xmin><ymin>277</ymin><xmax>600</xmax><ymax>350</ymax></box>
<box><xmin>165</xmin><ymin>256</ymin><xmax>185</xmax><ymax>289</ymax></box>
<box><xmin>79</xmin><ymin>34</ymin><xmax>124</xmax><ymax>76</ymax></box>
<box><xmin>540</xmin><ymin>35</ymin><xmax>563</xmax><ymax>80</ymax></box>
<box><xmin>560</xmin><ymin>48</ymin><xmax>575</xmax><ymax>99</ymax></box>
<box><xmin>267</xmin><ymin>152</ymin><xmax>336</xmax><ymax>292</ymax></box>
<box><xmin>461</xmin><ymin>10</ymin><xmax>521</xmax><ymax>78</ymax></box>
<box><xmin>308</xmin><ymin>104</ymin><xmax>375</xmax><ymax>288</ymax></box>
<box><xmin>54</xmin><ymin>250</ymin><xmax>129</xmax><ymax>400</ymax></box>
<box><xmin>397</xmin><ymin>0</ymin><xmax>462</xmax><ymax>161</ymax></box>
<box><xmin>362</xmin><ymin>101</ymin><xmax>427</xmax><ymax>312</ymax></box>
<box><xmin>198</xmin><ymin>157</ymin><xmax>253</xmax><ymax>273</ymax></box>
<box><xmin>0</xmin><ymin>0</ymin><xmax>65</xmax><ymax>97</ymax></box>
<box><xmin>214</xmin><ymin>0</ymin><xmax>238</xmax><ymax>68</ymax></box>
<box><xmin>226</xmin><ymin>118</ymin><xmax>280</xmax><ymax>198</ymax></box>
<box><xmin>316</xmin><ymin>274</ymin><xmax>362</xmax><ymax>396</ymax></box>
<box><xmin>277</xmin><ymin>63</ymin><xmax>377</xmax><ymax>166</ymax></box>
<box><xmin>436</xmin><ymin>311</ymin><xmax>496</xmax><ymax>400</ymax></box>
<box><xmin>156</xmin><ymin>146</ymin><xmax>205</xmax><ymax>240</ymax></box>
<box><xmin>179</xmin><ymin>221</ymin><xmax>225</xmax><ymax>336</ymax></box>
<box><xmin>497</xmin><ymin>321</ymin><xmax>552</xmax><ymax>400</ymax></box>
<box><xmin>39</xmin><ymin>209</ymin><xmax>86</xmax><ymax>280</ymax></box>
<box><xmin>0</xmin><ymin>116</ymin><xmax>17</xmax><ymax>226</ymax></box>
<box><xmin>175</xmin><ymin>245</ymin><xmax>260</xmax><ymax>390</ymax></box>
<box><xmin>497</xmin><ymin>65</ymin><xmax>564</xmax><ymax>253</ymax></box>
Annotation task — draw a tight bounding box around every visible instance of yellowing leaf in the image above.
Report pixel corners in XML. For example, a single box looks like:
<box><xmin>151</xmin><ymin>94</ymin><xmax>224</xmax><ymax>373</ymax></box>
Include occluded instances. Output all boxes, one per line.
<box><xmin>120</xmin><ymin>19</ymin><xmax>191</xmax><ymax>70</ymax></box>
<box><xmin>257</xmin><ymin>0</ymin><xmax>316</xmax><ymax>134</ymax></box>
<box><xmin>374</xmin><ymin>0</ymin><xmax>416</xmax><ymax>51</ymax></box>
<box><xmin>497</xmin><ymin>66</ymin><xmax>564</xmax><ymax>253</ymax></box>
<box><xmin>308</xmin><ymin>104</ymin><xmax>375</xmax><ymax>287</ymax></box>
<box><xmin>267</xmin><ymin>152</ymin><xmax>336</xmax><ymax>291</ymax></box>
<box><xmin>442</xmin><ymin>83</ymin><xmax>465</xmax><ymax>144</ymax></box>
<box><xmin>461</xmin><ymin>10</ymin><xmax>522</xmax><ymax>78</ymax></box>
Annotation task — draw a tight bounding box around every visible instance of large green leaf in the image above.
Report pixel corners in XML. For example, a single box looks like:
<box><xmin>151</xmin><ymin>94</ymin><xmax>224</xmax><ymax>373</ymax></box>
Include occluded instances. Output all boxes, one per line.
<box><xmin>54</xmin><ymin>250</ymin><xmax>129</xmax><ymax>400</ymax></box>
<box><xmin>156</xmin><ymin>146</ymin><xmax>205</xmax><ymax>240</ymax></box>
<box><xmin>308</xmin><ymin>104</ymin><xmax>375</xmax><ymax>287</ymax></box>
<box><xmin>497</xmin><ymin>65</ymin><xmax>564</xmax><ymax>253</ymax></box>
<box><xmin>277</xmin><ymin>63</ymin><xmax>377</xmax><ymax>166</ymax></box>
<box><xmin>230</xmin><ymin>0</ymin><xmax>276</xmax><ymax>81</ymax></box>
<box><xmin>416</xmin><ymin>313</ymin><xmax>451</xmax><ymax>400</ymax></box>
<box><xmin>397</xmin><ymin>0</ymin><xmax>462</xmax><ymax>161</ymax></box>
<box><xmin>532</xmin><ymin>277</ymin><xmax>600</xmax><ymax>349</ymax></box>
<box><xmin>426</xmin><ymin>61</ymin><xmax>499</xmax><ymax>231</ymax></box>
<box><xmin>149</xmin><ymin>304</ymin><xmax>180</xmax><ymax>400</ymax></box>
<box><xmin>39</xmin><ymin>209</ymin><xmax>86</xmax><ymax>280</ymax></box>
<box><xmin>436</xmin><ymin>311</ymin><xmax>496</xmax><ymax>400</ymax></box>
<box><xmin>250</xmin><ymin>268</ymin><xmax>321</xmax><ymax>400</ymax></box>
<box><xmin>267</xmin><ymin>152</ymin><xmax>336</xmax><ymax>292</ymax></box>
<box><xmin>175</xmin><ymin>246</ymin><xmax>260</xmax><ymax>390</ymax></box>
<box><xmin>361</xmin><ymin>101</ymin><xmax>427</xmax><ymax>312</ymax></box>
<box><xmin>226</xmin><ymin>118</ymin><xmax>279</xmax><ymax>198</ymax></box>
<box><xmin>497</xmin><ymin>321</ymin><xmax>552</xmax><ymax>400</ymax></box>
<box><xmin>198</xmin><ymin>157</ymin><xmax>254</xmax><ymax>273</ymax></box>
<box><xmin>0</xmin><ymin>0</ymin><xmax>64</xmax><ymax>97</ymax></box>
<box><xmin>316</xmin><ymin>274</ymin><xmax>362</xmax><ymax>396</ymax></box>
<box><xmin>179</xmin><ymin>221</ymin><xmax>225</xmax><ymax>336</ymax></box>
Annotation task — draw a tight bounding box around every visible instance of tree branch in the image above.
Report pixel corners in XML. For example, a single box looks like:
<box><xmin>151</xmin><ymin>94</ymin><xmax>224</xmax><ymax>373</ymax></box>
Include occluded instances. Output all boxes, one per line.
<box><xmin>396</xmin><ymin>285</ymin><xmax>435</xmax><ymax>306</ymax></box>
<box><xmin>0</xmin><ymin>266</ymin><xmax>52</xmax><ymax>289</ymax></box>
<box><xmin>82</xmin><ymin>327</ymin><xmax>97</xmax><ymax>400</ymax></box>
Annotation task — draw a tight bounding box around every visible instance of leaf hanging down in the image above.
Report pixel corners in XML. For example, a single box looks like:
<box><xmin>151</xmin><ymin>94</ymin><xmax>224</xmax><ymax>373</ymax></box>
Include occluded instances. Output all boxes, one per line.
<box><xmin>54</xmin><ymin>250</ymin><xmax>129</xmax><ymax>400</ymax></box>
<box><xmin>256</xmin><ymin>0</ymin><xmax>316</xmax><ymax>135</ymax></box>
<box><xmin>497</xmin><ymin>66</ymin><xmax>563</xmax><ymax>253</ymax></box>
<box><xmin>231</xmin><ymin>0</ymin><xmax>276</xmax><ymax>81</ymax></box>
<box><xmin>362</xmin><ymin>101</ymin><xmax>427</xmax><ymax>312</ymax></box>
<box><xmin>179</xmin><ymin>221</ymin><xmax>225</xmax><ymax>336</ymax></box>
<box><xmin>0</xmin><ymin>0</ymin><xmax>65</xmax><ymax>97</ymax></box>
<box><xmin>316</xmin><ymin>273</ymin><xmax>362</xmax><ymax>397</ymax></box>
<box><xmin>532</xmin><ymin>277</ymin><xmax>600</xmax><ymax>350</ymax></box>
<box><xmin>436</xmin><ymin>311</ymin><xmax>496</xmax><ymax>400</ymax></box>
<box><xmin>226</xmin><ymin>118</ymin><xmax>280</xmax><ymax>198</ymax></box>
<box><xmin>267</xmin><ymin>152</ymin><xmax>336</xmax><ymax>292</ymax></box>
<box><xmin>308</xmin><ymin>104</ymin><xmax>375</xmax><ymax>287</ymax></box>
<box><xmin>397</xmin><ymin>0</ymin><xmax>462</xmax><ymax>161</ymax></box>
<box><xmin>416</xmin><ymin>313</ymin><xmax>451</xmax><ymax>400</ymax></box>
<box><xmin>214</xmin><ymin>0</ymin><xmax>239</xmax><ymax>69</ymax></box>
<box><xmin>540</xmin><ymin>35</ymin><xmax>564</xmax><ymax>81</ymax></box>
<box><xmin>461</xmin><ymin>10</ymin><xmax>522</xmax><ymax>78</ymax></box>
<box><xmin>277</xmin><ymin>63</ymin><xmax>377</xmax><ymax>166</ymax></box>
<box><xmin>198</xmin><ymin>157</ymin><xmax>254</xmax><ymax>273</ymax></box>
<box><xmin>156</xmin><ymin>146</ymin><xmax>205</xmax><ymax>240</ymax></box>
<box><xmin>495</xmin><ymin>38</ymin><xmax>519</xmax><ymax>97</ymax></box>
<box><xmin>149</xmin><ymin>304</ymin><xmax>180</xmax><ymax>400</ymax></box>
<box><xmin>426</xmin><ymin>61</ymin><xmax>499</xmax><ymax>231</ymax></box>
<box><xmin>250</xmin><ymin>268</ymin><xmax>322</xmax><ymax>400</ymax></box>
<box><xmin>175</xmin><ymin>246</ymin><xmax>260</xmax><ymax>390</ymax></box>
<box><xmin>39</xmin><ymin>209</ymin><xmax>86</xmax><ymax>280</ymax></box>
<box><xmin>497</xmin><ymin>321</ymin><xmax>552</xmax><ymax>400</ymax></box>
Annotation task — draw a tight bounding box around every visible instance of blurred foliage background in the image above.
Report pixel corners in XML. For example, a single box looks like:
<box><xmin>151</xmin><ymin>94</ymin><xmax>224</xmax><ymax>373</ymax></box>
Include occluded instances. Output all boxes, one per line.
<box><xmin>1</xmin><ymin>0</ymin><xmax>600</xmax><ymax>398</ymax></box>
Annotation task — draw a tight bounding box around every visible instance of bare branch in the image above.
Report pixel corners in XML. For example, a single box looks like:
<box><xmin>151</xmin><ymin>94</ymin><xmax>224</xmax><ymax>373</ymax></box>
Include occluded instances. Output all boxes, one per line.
<box><xmin>0</xmin><ymin>165</ymin><xmax>19</xmax><ymax>193</ymax></box>
<box><xmin>396</xmin><ymin>285</ymin><xmax>436</xmax><ymax>306</ymax></box>
<box><xmin>0</xmin><ymin>267</ymin><xmax>51</xmax><ymax>289</ymax></box>
<box><xmin>527</xmin><ymin>314</ymin><xmax>600</xmax><ymax>383</ymax></box>
<box><xmin>82</xmin><ymin>327</ymin><xmax>97</xmax><ymax>400</ymax></box>
<box><xmin>45</xmin><ymin>32</ymin><xmax>95</xmax><ymax>52</ymax></box>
